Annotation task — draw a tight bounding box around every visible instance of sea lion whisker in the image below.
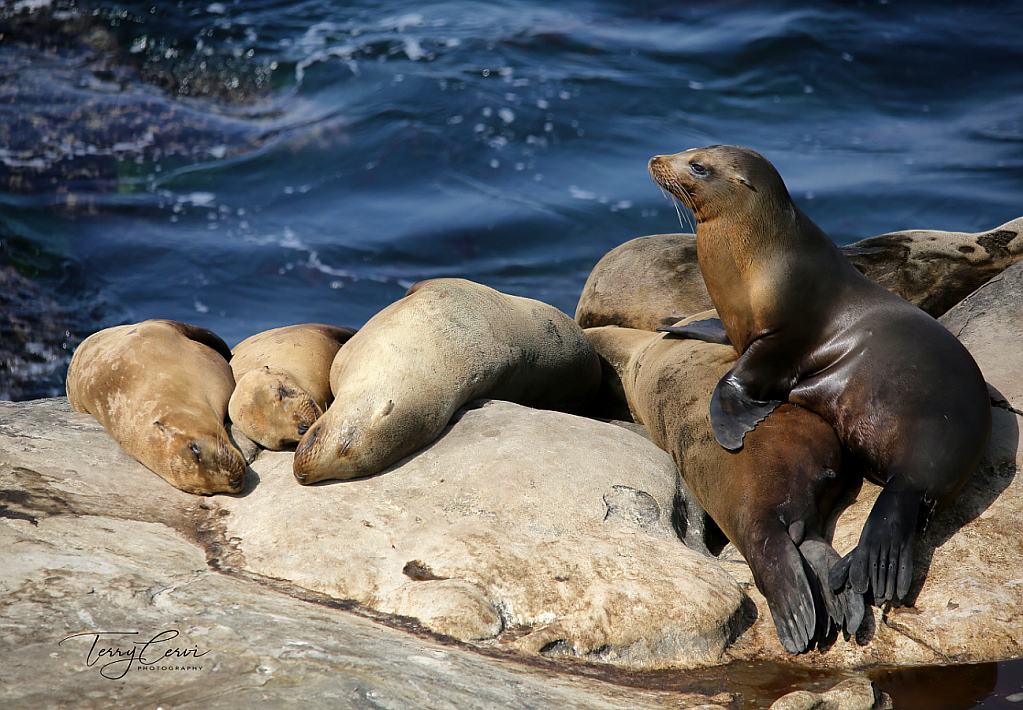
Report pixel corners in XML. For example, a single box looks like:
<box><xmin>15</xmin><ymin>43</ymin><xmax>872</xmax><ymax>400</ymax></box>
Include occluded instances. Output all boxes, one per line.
<box><xmin>671</xmin><ymin>198</ymin><xmax>687</xmax><ymax>232</ymax></box>
<box><xmin>671</xmin><ymin>195</ymin><xmax>696</xmax><ymax>233</ymax></box>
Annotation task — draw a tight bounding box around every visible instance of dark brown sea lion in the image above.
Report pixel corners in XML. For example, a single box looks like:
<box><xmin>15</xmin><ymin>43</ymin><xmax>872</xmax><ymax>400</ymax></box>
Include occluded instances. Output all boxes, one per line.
<box><xmin>586</xmin><ymin>325</ymin><xmax>863</xmax><ymax>653</ymax></box>
<box><xmin>66</xmin><ymin>319</ymin><xmax>245</xmax><ymax>495</ymax></box>
<box><xmin>648</xmin><ymin>145</ymin><xmax>992</xmax><ymax>605</ymax></box>
<box><xmin>292</xmin><ymin>278</ymin><xmax>601</xmax><ymax>484</ymax></box>
<box><xmin>229</xmin><ymin>323</ymin><xmax>357</xmax><ymax>450</ymax></box>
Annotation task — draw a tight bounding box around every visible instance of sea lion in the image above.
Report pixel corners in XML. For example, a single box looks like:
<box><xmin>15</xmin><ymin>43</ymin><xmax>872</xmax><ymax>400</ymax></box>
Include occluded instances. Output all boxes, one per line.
<box><xmin>586</xmin><ymin>325</ymin><xmax>863</xmax><ymax>653</ymax></box>
<box><xmin>229</xmin><ymin>323</ymin><xmax>357</xmax><ymax>449</ymax></box>
<box><xmin>293</xmin><ymin>278</ymin><xmax>601</xmax><ymax>484</ymax></box>
<box><xmin>843</xmin><ymin>216</ymin><xmax>1023</xmax><ymax>318</ymax></box>
<box><xmin>574</xmin><ymin>218</ymin><xmax>1023</xmax><ymax>334</ymax></box>
<box><xmin>66</xmin><ymin>319</ymin><xmax>246</xmax><ymax>495</ymax></box>
<box><xmin>648</xmin><ymin>145</ymin><xmax>992</xmax><ymax>605</ymax></box>
<box><xmin>575</xmin><ymin>233</ymin><xmax>711</xmax><ymax>331</ymax></box>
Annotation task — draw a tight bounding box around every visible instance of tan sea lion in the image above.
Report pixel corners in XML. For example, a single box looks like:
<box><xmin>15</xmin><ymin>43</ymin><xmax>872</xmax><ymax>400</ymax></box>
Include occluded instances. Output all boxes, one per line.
<box><xmin>575</xmin><ymin>232</ymin><xmax>711</xmax><ymax>331</ymax></box>
<box><xmin>229</xmin><ymin>323</ymin><xmax>357</xmax><ymax>449</ymax></box>
<box><xmin>574</xmin><ymin>218</ymin><xmax>1023</xmax><ymax>333</ymax></box>
<box><xmin>649</xmin><ymin>145</ymin><xmax>992</xmax><ymax>605</ymax></box>
<box><xmin>586</xmin><ymin>325</ymin><xmax>863</xmax><ymax>654</ymax></box>
<box><xmin>66</xmin><ymin>319</ymin><xmax>245</xmax><ymax>495</ymax></box>
<box><xmin>293</xmin><ymin>278</ymin><xmax>601</xmax><ymax>484</ymax></box>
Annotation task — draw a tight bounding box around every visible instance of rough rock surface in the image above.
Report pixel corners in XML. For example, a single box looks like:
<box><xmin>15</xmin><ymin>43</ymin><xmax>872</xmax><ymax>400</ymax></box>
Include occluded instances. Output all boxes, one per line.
<box><xmin>0</xmin><ymin>398</ymin><xmax>749</xmax><ymax>710</ymax></box>
<box><xmin>843</xmin><ymin>217</ymin><xmax>1023</xmax><ymax>319</ymax></box>
<box><xmin>769</xmin><ymin>676</ymin><xmax>878</xmax><ymax>710</ymax></box>
<box><xmin>939</xmin><ymin>260</ymin><xmax>1023</xmax><ymax>412</ymax></box>
<box><xmin>219</xmin><ymin>399</ymin><xmax>748</xmax><ymax>668</ymax></box>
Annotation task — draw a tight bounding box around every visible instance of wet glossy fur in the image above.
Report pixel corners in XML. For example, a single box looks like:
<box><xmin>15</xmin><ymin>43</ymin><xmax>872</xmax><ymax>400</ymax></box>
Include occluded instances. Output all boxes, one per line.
<box><xmin>649</xmin><ymin>145</ymin><xmax>992</xmax><ymax>605</ymax></box>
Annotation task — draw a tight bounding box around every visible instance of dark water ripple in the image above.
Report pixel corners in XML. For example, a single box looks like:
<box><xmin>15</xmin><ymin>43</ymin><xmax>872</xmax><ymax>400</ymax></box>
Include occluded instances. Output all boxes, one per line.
<box><xmin>1</xmin><ymin>0</ymin><xmax>1021</xmax><ymax>386</ymax></box>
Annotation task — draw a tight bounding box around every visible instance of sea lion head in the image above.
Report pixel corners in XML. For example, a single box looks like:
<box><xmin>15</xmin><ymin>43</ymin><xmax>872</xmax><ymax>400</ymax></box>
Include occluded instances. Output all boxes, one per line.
<box><xmin>228</xmin><ymin>366</ymin><xmax>322</xmax><ymax>450</ymax></box>
<box><xmin>151</xmin><ymin>419</ymin><xmax>246</xmax><ymax>494</ymax></box>
<box><xmin>293</xmin><ymin>397</ymin><xmax>409</xmax><ymax>485</ymax></box>
<box><xmin>648</xmin><ymin>145</ymin><xmax>790</xmax><ymax>223</ymax></box>
<box><xmin>292</xmin><ymin>414</ymin><xmax>362</xmax><ymax>485</ymax></box>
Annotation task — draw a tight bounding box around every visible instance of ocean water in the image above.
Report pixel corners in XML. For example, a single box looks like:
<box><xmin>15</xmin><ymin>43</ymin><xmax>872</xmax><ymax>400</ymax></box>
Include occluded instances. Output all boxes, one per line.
<box><xmin>3</xmin><ymin>0</ymin><xmax>1021</xmax><ymax>399</ymax></box>
<box><xmin>1</xmin><ymin>0</ymin><xmax>1022</xmax><ymax>703</ymax></box>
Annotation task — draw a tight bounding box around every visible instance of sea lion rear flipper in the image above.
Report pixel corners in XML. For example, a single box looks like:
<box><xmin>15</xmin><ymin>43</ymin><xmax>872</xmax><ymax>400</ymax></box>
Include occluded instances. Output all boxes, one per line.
<box><xmin>799</xmin><ymin>537</ymin><xmax>865</xmax><ymax>636</ymax></box>
<box><xmin>843</xmin><ymin>486</ymin><xmax>921</xmax><ymax>604</ymax></box>
<box><xmin>749</xmin><ymin>534</ymin><xmax>817</xmax><ymax>655</ymax></box>
<box><xmin>657</xmin><ymin>318</ymin><xmax>732</xmax><ymax>346</ymax></box>
<box><xmin>709</xmin><ymin>372</ymin><xmax>783</xmax><ymax>450</ymax></box>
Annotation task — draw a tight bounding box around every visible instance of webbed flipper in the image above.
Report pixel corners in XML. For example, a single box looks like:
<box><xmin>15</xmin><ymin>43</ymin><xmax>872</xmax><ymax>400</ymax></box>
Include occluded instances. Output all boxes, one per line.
<box><xmin>658</xmin><ymin>317</ymin><xmax>732</xmax><ymax>346</ymax></box>
<box><xmin>800</xmin><ymin>537</ymin><xmax>865</xmax><ymax>636</ymax></box>
<box><xmin>749</xmin><ymin>533</ymin><xmax>817</xmax><ymax>654</ymax></box>
<box><xmin>710</xmin><ymin>372</ymin><xmax>783</xmax><ymax>451</ymax></box>
<box><xmin>831</xmin><ymin>486</ymin><xmax>921</xmax><ymax>605</ymax></box>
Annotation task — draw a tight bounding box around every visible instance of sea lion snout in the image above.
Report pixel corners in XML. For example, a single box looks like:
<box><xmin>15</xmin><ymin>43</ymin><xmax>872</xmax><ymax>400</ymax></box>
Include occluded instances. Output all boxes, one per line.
<box><xmin>216</xmin><ymin>439</ymin><xmax>247</xmax><ymax>493</ymax></box>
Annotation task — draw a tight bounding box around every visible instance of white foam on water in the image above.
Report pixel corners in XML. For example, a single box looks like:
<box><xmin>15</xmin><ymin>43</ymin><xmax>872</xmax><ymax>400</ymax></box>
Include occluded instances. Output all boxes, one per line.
<box><xmin>402</xmin><ymin>37</ymin><xmax>430</xmax><ymax>61</ymax></box>
<box><xmin>568</xmin><ymin>185</ymin><xmax>596</xmax><ymax>200</ymax></box>
<box><xmin>179</xmin><ymin>192</ymin><xmax>217</xmax><ymax>207</ymax></box>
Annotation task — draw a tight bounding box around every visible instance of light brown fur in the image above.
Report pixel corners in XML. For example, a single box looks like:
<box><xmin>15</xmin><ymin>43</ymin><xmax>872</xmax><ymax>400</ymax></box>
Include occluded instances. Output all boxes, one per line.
<box><xmin>293</xmin><ymin>278</ymin><xmax>601</xmax><ymax>484</ymax></box>
<box><xmin>66</xmin><ymin>319</ymin><xmax>245</xmax><ymax>495</ymax></box>
<box><xmin>229</xmin><ymin>323</ymin><xmax>356</xmax><ymax>449</ymax></box>
<box><xmin>586</xmin><ymin>326</ymin><xmax>861</xmax><ymax>653</ymax></box>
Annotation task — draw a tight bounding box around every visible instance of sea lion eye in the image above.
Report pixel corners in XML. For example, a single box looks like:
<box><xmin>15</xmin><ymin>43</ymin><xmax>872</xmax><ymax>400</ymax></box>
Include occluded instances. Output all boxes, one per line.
<box><xmin>189</xmin><ymin>441</ymin><xmax>202</xmax><ymax>460</ymax></box>
<box><xmin>689</xmin><ymin>161</ymin><xmax>707</xmax><ymax>175</ymax></box>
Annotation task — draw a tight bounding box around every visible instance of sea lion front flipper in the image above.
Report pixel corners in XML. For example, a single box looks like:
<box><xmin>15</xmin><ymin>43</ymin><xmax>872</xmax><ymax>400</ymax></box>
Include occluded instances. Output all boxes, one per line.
<box><xmin>749</xmin><ymin>533</ymin><xmax>817</xmax><ymax>654</ymax></box>
<box><xmin>657</xmin><ymin>318</ymin><xmax>732</xmax><ymax>346</ymax></box>
<box><xmin>709</xmin><ymin>371</ymin><xmax>783</xmax><ymax>450</ymax></box>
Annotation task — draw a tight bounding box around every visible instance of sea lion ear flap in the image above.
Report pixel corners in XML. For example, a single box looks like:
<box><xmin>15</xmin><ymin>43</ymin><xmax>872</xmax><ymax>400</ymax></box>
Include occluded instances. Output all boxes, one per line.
<box><xmin>733</xmin><ymin>174</ymin><xmax>758</xmax><ymax>192</ymax></box>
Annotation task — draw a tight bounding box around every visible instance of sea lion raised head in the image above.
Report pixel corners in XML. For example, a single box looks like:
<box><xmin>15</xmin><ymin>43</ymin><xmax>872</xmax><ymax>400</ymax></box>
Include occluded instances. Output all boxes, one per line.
<box><xmin>649</xmin><ymin>145</ymin><xmax>788</xmax><ymax>224</ymax></box>
<box><xmin>647</xmin><ymin>145</ymin><xmax>992</xmax><ymax>607</ymax></box>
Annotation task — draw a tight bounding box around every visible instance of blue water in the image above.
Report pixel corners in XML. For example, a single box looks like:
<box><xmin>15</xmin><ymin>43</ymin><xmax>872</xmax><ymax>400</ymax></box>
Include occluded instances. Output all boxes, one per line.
<box><xmin>2</xmin><ymin>0</ymin><xmax>1022</xmax><ymax>397</ymax></box>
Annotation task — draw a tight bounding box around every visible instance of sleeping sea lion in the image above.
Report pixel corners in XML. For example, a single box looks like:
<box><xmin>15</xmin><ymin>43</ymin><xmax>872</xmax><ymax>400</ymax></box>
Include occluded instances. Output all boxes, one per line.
<box><xmin>292</xmin><ymin>278</ymin><xmax>601</xmax><ymax>484</ymax></box>
<box><xmin>586</xmin><ymin>325</ymin><xmax>863</xmax><ymax>654</ymax></box>
<box><xmin>648</xmin><ymin>145</ymin><xmax>992</xmax><ymax>605</ymax></box>
<box><xmin>66</xmin><ymin>319</ymin><xmax>245</xmax><ymax>495</ymax></box>
<box><xmin>229</xmin><ymin>323</ymin><xmax>357</xmax><ymax>449</ymax></box>
<box><xmin>575</xmin><ymin>232</ymin><xmax>711</xmax><ymax>331</ymax></box>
